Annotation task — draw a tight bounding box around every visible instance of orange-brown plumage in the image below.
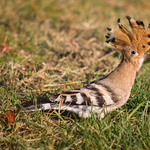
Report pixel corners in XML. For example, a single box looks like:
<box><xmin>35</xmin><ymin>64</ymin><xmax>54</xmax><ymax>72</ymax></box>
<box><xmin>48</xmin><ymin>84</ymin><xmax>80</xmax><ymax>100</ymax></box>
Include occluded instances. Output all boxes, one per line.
<box><xmin>107</xmin><ymin>16</ymin><xmax>150</xmax><ymax>55</ymax></box>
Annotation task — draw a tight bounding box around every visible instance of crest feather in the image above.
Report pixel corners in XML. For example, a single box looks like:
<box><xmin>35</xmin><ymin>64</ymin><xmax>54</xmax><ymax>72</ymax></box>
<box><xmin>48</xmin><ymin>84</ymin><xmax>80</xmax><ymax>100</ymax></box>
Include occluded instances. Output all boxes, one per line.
<box><xmin>106</xmin><ymin>16</ymin><xmax>150</xmax><ymax>54</ymax></box>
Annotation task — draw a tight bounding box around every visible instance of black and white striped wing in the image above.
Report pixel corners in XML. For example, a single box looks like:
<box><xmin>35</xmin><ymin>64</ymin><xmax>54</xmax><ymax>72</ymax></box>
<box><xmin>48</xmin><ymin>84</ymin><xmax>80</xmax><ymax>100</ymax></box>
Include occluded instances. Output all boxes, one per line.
<box><xmin>47</xmin><ymin>82</ymin><xmax>119</xmax><ymax>117</ymax></box>
<box><xmin>23</xmin><ymin>81</ymin><xmax>119</xmax><ymax>118</ymax></box>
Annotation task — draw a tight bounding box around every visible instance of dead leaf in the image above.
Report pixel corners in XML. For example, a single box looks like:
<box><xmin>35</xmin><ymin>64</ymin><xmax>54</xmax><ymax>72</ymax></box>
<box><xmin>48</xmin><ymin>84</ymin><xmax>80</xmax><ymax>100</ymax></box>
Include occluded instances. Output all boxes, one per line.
<box><xmin>2</xmin><ymin>46</ymin><xmax>8</xmax><ymax>53</ymax></box>
<box><xmin>5</xmin><ymin>110</ymin><xmax>16</xmax><ymax>123</ymax></box>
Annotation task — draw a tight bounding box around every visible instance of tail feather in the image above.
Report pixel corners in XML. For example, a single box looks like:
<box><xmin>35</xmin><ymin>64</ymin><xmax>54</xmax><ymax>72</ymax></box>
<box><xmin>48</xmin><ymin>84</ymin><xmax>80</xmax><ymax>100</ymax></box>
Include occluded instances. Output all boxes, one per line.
<box><xmin>23</xmin><ymin>102</ymin><xmax>105</xmax><ymax>118</ymax></box>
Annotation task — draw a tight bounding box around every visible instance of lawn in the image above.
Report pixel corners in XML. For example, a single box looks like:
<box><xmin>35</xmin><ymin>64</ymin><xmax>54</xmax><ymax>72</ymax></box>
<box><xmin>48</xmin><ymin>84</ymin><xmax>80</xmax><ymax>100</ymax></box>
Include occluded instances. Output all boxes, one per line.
<box><xmin>0</xmin><ymin>0</ymin><xmax>150</xmax><ymax>149</ymax></box>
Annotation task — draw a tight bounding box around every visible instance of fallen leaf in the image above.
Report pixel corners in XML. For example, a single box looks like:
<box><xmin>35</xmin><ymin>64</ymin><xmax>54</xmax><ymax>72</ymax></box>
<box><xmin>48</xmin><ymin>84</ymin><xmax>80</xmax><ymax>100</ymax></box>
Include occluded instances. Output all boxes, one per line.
<box><xmin>5</xmin><ymin>110</ymin><xmax>16</xmax><ymax>123</ymax></box>
<box><xmin>2</xmin><ymin>46</ymin><xmax>8</xmax><ymax>53</ymax></box>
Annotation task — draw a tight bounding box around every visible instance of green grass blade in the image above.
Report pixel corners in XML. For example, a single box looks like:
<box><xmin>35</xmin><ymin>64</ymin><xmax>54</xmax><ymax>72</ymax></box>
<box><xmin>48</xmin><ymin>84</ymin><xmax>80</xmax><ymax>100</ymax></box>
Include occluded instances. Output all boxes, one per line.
<box><xmin>128</xmin><ymin>101</ymin><xmax>146</xmax><ymax>119</ymax></box>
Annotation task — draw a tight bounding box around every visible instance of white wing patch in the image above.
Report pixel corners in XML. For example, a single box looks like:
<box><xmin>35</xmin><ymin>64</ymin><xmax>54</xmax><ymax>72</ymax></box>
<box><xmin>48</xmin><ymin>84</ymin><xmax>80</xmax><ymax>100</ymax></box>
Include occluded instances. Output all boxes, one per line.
<box><xmin>65</xmin><ymin>96</ymin><xmax>72</xmax><ymax>102</ymax></box>
<box><xmin>54</xmin><ymin>95</ymin><xmax>61</xmax><ymax>102</ymax></box>
<box><xmin>102</xmin><ymin>95</ymin><xmax>114</xmax><ymax>105</ymax></box>
<box><xmin>90</xmin><ymin>96</ymin><xmax>98</xmax><ymax>105</ymax></box>
<box><xmin>76</xmin><ymin>93</ymin><xmax>84</xmax><ymax>104</ymax></box>
<box><xmin>41</xmin><ymin>103</ymin><xmax>51</xmax><ymax>110</ymax></box>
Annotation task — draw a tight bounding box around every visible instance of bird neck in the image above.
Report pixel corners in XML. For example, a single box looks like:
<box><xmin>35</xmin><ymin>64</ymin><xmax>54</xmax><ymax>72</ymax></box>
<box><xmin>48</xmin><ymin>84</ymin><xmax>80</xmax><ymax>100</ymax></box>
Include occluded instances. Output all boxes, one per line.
<box><xmin>105</xmin><ymin>57</ymin><xmax>143</xmax><ymax>91</ymax></box>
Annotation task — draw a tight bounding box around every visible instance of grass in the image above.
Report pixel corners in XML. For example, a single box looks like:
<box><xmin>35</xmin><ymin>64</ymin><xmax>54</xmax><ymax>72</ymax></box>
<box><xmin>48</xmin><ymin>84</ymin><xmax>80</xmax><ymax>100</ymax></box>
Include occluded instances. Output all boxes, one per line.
<box><xmin>0</xmin><ymin>0</ymin><xmax>150</xmax><ymax>149</ymax></box>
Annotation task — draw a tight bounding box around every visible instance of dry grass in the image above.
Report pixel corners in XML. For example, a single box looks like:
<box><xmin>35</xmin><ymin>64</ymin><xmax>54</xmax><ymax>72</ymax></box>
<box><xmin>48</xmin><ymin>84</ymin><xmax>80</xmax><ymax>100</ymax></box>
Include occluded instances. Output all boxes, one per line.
<box><xmin>0</xmin><ymin>0</ymin><xmax>150</xmax><ymax>149</ymax></box>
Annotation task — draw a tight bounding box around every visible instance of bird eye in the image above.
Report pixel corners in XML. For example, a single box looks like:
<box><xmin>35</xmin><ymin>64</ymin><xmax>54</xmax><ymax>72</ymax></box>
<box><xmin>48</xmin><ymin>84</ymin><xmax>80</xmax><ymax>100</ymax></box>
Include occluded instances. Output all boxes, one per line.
<box><xmin>131</xmin><ymin>51</ymin><xmax>136</xmax><ymax>55</ymax></box>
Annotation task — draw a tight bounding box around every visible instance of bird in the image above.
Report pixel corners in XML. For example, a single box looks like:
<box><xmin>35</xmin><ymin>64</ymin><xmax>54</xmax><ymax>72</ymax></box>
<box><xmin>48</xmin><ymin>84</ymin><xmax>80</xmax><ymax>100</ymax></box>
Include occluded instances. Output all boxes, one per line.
<box><xmin>24</xmin><ymin>16</ymin><xmax>150</xmax><ymax>118</ymax></box>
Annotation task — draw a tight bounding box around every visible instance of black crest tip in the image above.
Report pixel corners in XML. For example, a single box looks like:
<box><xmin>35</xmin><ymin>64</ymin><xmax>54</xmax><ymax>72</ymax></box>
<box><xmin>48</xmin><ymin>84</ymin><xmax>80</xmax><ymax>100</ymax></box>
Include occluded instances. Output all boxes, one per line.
<box><xmin>111</xmin><ymin>37</ymin><xmax>115</xmax><ymax>42</ymax></box>
<box><xmin>107</xmin><ymin>27</ymin><xmax>112</xmax><ymax>31</ymax></box>
<box><xmin>126</xmin><ymin>16</ymin><xmax>131</xmax><ymax>20</ymax></box>
<box><xmin>140</xmin><ymin>21</ymin><xmax>144</xmax><ymax>26</ymax></box>
<box><xmin>136</xmin><ymin>21</ymin><xmax>144</xmax><ymax>26</ymax></box>
<box><xmin>105</xmin><ymin>35</ymin><xmax>110</xmax><ymax>39</ymax></box>
<box><xmin>147</xmin><ymin>34</ymin><xmax>150</xmax><ymax>38</ymax></box>
<box><xmin>136</xmin><ymin>21</ymin><xmax>140</xmax><ymax>25</ymax></box>
<box><xmin>118</xmin><ymin>18</ymin><xmax>120</xmax><ymax>23</ymax></box>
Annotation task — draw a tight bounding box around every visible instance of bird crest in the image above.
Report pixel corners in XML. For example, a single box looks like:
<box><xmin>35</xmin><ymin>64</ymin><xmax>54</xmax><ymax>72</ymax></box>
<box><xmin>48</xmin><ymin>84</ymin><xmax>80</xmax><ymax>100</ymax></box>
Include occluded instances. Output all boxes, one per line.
<box><xmin>106</xmin><ymin>16</ymin><xmax>150</xmax><ymax>55</ymax></box>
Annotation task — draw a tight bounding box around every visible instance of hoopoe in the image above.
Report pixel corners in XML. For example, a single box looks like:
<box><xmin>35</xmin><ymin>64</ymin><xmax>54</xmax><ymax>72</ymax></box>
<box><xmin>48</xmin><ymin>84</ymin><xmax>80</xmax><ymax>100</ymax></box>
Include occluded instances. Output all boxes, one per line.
<box><xmin>25</xmin><ymin>16</ymin><xmax>150</xmax><ymax>118</ymax></box>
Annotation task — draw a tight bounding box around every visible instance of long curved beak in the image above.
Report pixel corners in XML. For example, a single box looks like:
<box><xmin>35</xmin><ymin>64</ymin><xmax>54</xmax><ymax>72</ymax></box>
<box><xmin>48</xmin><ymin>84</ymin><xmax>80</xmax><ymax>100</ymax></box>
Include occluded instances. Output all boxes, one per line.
<box><xmin>141</xmin><ymin>53</ymin><xmax>150</xmax><ymax>58</ymax></box>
